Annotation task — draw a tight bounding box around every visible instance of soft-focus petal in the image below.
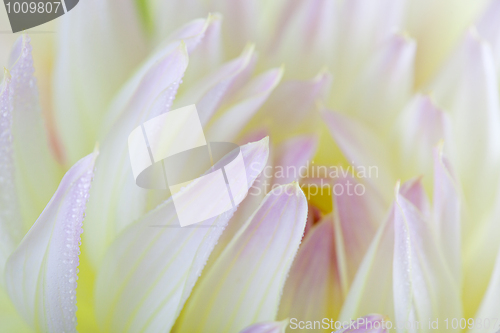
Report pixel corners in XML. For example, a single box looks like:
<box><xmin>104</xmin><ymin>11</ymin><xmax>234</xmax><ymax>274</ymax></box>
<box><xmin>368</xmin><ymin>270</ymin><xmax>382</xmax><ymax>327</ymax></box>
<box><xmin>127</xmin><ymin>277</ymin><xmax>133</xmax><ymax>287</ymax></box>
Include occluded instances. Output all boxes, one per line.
<box><xmin>321</xmin><ymin>109</ymin><xmax>395</xmax><ymax>199</ymax></box>
<box><xmin>53</xmin><ymin>0</ymin><xmax>147</xmax><ymax>163</ymax></box>
<box><xmin>393</xmin><ymin>94</ymin><xmax>452</xmax><ymax>185</ymax></box>
<box><xmin>476</xmin><ymin>0</ymin><xmax>500</xmax><ymax>73</ymax></box>
<box><xmin>334</xmin><ymin>314</ymin><xmax>389</xmax><ymax>333</ymax></box>
<box><xmin>267</xmin><ymin>0</ymin><xmax>336</xmax><ymax>79</ymax></box>
<box><xmin>176</xmin><ymin>182</ymin><xmax>308</xmax><ymax>333</ymax></box>
<box><xmin>0</xmin><ymin>73</ymin><xmax>22</xmax><ymax>278</ymax></box>
<box><xmin>399</xmin><ymin>177</ymin><xmax>431</xmax><ymax>219</ymax></box>
<box><xmin>393</xmin><ymin>184</ymin><xmax>462</xmax><ymax>332</ymax></box>
<box><xmin>340</xmin><ymin>33</ymin><xmax>416</xmax><ymax>133</ymax></box>
<box><xmin>333</xmin><ymin>175</ymin><xmax>386</xmax><ymax>294</ymax></box>
<box><xmin>430</xmin><ymin>29</ymin><xmax>500</xmax><ymax>215</ymax></box>
<box><xmin>174</xmin><ymin>44</ymin><xmax>256</xmax><ymax>125</ymax></box>
<box><xmin>8</xmin><ymin>35</ymin><xmax>62</xmax><ymax>230</ymax></box>
<box><xmin>433</xmin><ymin>146</ymin><xmax>461</xmax><ymax>279</ymax></box>
<box><xmin>5</xmin><ymin>152</ymin><xmax>97</xmax><ymax>332</ymax></box>
<box><xmin>83</xmin><ymin>42</ymin><xmax>188</xmax><ymax>268</ymax></box>
<box><xmin>206</xmin><ymin>67</ymin><xmax>283</xmax><ymax>141</ymax></box>
<box><xmin>278</xmin><ymin>215</ymin><xmax>342</xmax><ymax>330</ymax></box>
<box><xmin>240</xmin><ymin>320</ymin><xmax>289</xmax><ymax>333</ymax></box>
<box><xmin>94</xmin><ymin>138</ymin><xmax>269</xmax><ymax>333</ymax></box>
<box><xmin>273</xmin><ymin>135</ymin><xmax>318</xmax><ymax>185</ymax></box>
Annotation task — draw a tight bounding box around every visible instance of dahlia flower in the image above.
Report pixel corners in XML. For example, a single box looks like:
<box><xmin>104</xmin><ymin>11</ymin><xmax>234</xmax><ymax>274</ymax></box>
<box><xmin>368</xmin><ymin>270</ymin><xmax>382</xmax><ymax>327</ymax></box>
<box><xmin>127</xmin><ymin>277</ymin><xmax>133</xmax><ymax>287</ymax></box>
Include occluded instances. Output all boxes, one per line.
<box><xmin>2</xmin><ymin>0</ymin><xmax>500</xmax><ymax>332</ymax></box>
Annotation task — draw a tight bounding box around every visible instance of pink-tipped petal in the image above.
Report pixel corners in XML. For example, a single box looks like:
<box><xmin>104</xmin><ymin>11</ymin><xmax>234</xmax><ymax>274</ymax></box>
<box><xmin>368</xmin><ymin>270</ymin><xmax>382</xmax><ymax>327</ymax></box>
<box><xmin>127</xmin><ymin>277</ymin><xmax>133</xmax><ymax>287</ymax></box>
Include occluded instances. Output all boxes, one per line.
<box><xmin>206</xmin><ymin>67</ymin><xmax>284</xmax><ymax>141</ymax></box>
<box><xmin>259</xmin><ymin>70</ymin><xmax>332</xmax><ymax>138</ymax></box>
<box><xmin>53</xmin><ymin>0</ymin><xmax>147</xmax><ymax>163</ymax></box>
<box><xmin>83</xmin><ymin>43</ymin><xmax>189</xmax><ymax>268</ymax></box>
<box><xmin>176</xmin><ymin>183</ymin><xmax>308</xmax><ymax>333</ymax></box>
<box><xmin>400</xmin><ymin>177</ymin><xmax>431</xmax><ymax>219</ymax></box>
<box><xmin>333</xmin><ymin>175</ymin><xmax>386</xmax><ymax>294</ymax></box>
<box><xmin>334</xmin><ymin>314</ymin><xmax>389</xmax><ymax>333</ymax></box>
<box><xmin>430</xmin><ymin>29</ymin><xmax>500</xmax><ymax>213</ymax></box>
<box><xmin>272</xmin><ymin>135</ymin><xmax>318</xmax><ymax>185</ymax></box>
<box><xmin>8</xmin><ymin>35</ymin><xmax>62</xmax><ymax>230</ymax></box>
<box><xmin>393</xmin><ymin>188</ymin><xmax>462</xmax><ymax>332</ymax></box>
<box><xmin>342</xmin><ymin>33</ymin><xmax>416</xmax><ymax>133</ymax></box>
<box><xmin>174</xmin><ymin>45</ymin><xmax>256</xmax><ymax>125</ymax></box>
<box><xmin>278</xmin><ymin>216</ymin><xmax>342</xmax><ymax>327</ymax></box>
<box><xmin>239</xmin><ymin>320</ymin><xmax>289</xmax><ymax>333</ymax></box>
<box><xmin>321</xmin><ymin>109</ymin><xmax>395</xmax><ymax>199</ymax></box>
<box><xmin>93</xmin><ymin>138</ymin><xmax>269</xmax><ymax>333</ymax></box>
<box><xmin>5</xmin><ymin>152</ymin><xmax>97</xmax><ymax>332</ymax></box>
<box><xmin>394</xmin><ymin>94</ymin><xmax>452</xmax><ymax>183</ymax></box>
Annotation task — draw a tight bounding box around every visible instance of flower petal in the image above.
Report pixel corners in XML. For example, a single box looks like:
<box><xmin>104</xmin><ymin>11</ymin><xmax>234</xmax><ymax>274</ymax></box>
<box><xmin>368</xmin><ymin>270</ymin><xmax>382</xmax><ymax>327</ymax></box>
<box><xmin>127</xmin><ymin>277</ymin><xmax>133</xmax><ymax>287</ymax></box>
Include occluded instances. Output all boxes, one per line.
<box><xmin>5</xmin><ymin>152</ymin><xmax>97</xmax><ymax>332</ymax></box>
<box><xmin>94</xmin><ymin>138</ymin><xmax>269</xmax><ymax>333</ymax></box>
<box><xmin>433</xmin><ymin>147</ymin><xmax>460</xmax><ymax>278</ymax></box>
<box><xmin>206</xmin><ymin>67</ymin><xmax>284</xmax><ymax>141</ymax></box>
<box><xmin>340</xmin><ymin>33</ymin><xmax>416</xmax><ymax>133</ymax></box>
<box><xmin>393</xmin><ymin>185</ymin><xmax>462</xmax><ymax>332</ymax></box>
<box><xmin>272</xmin><ymin>135</ymin><xmax>318</xmax><ymax>185</ymax></box>
<box><xmin>333</xmin><ymin>175</ymin><xmax>386</xmax><ymax>294</ymax></box>
<box><xmin>83</xmin><ymin>42</ymin><xmax>188</xmax><ymax>268</ymax></box>
<box><xmin>239</xmin><ymin>320</ymin><xmax>288</xmax><ymax>333</ymax></box>
<box><xmin>8</xmin><ymin>35</ymin><xmax>62</xmax><ymax>231</ymax></box>
<box><xmin>399</xmin><ymin>177</ymin><xmax>431</xmax><ymax>220</ymax></box>
<box><xmin>53</xmin><ymin>0</ymin><xmax>147</xmax><ymax>163</ymax></box>
<box><xmin>321</xmin><ymin>109</ymin><xmax>395</xmax><ymax>199</ymax></box>
<box><xmin>173</xmin><ymin>44</ymin><xmax>256</xmax><ymax>125</ymax></box>
<box><xmin>476</xmin><ymin>0</ymin><xmax>500</xmax><ymax>73</ymax></box>
<box><xmin>430</xmin><ymin>29</ymin><xmax>500</xmax><ymax>214</ymax></box>
<box><xmin>0</xmin><ymin>73</ymin><xmax>22</xmax><ymax>279</ymax></box>
<box><xmin>393</xmin><ymin>94</ymin><xmax>452</xmax><ymax>185</ymax></box>
<box><xmin>277</xmin><ymin>215</ymin><xmax>342</xmax><ymax>327</ymax></box>
<box><xmin>176</xmin><ymin>182</ymin><xmax>308</xmax><ymax>333</ymax></box>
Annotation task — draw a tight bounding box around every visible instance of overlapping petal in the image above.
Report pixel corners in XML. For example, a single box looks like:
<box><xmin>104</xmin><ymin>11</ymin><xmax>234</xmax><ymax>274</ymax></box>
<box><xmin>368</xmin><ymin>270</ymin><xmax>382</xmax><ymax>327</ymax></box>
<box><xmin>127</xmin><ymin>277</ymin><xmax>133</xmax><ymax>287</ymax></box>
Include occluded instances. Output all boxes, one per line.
<box><xmin>176</xmin><ymin>182</ymin><xmax>308</xmax><ymax>333</ymax></box>
<box><xmin>5</xmin><ymin>151</ymin><xmax>97</xmax><ymax>332</ymax></box>
<box><xmin>94</xmin><ymin>138</ymin><xmax>269</xmax><ymax>333</ymax></box>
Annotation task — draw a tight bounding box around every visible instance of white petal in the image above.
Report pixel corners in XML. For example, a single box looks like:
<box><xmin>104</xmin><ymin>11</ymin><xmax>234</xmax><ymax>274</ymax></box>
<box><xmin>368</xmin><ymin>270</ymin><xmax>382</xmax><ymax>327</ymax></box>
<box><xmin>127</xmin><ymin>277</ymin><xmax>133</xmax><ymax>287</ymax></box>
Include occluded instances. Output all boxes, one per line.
<box><xmin>321</xmin><ymin>109</ymin><xmax>395</xmax><ymax>200</ymax></box>
<box><xmin>83</xmin><ymin>43</ymin><xmax>188</xmax><ymax>268</ymax></box>
<box><xmin>476</xmin><ymin>0</ymin><xmax>500</xmax><ymax>73</ymax></box>
<box><xmin>393</xmin><ymin>94</ymin><xmax>452</xmax><ymax>184</ymax></box>
<box><xmin>8</xmin><ymin>35</ymin><xmax>62</xmax><ymax>231</ymax></box>
<box><xmin>53</xmin><ymin>0</ymin><xmax>148</xmax><ymax>163</ymax></box>
<box><xmin>340</xmin><ymin>33</ymin><xmax>416</xmax><ymax>133</ymax></box>
<box><xmin>176</xmin><ymin>182</ymin><xmax>308</xmax><ymax>333</ymax></box>
<box><xmin>433</xmin><ymin>147</ymin><xmax>461</xmax><ymax>278</ymax></box>
<box><xmin>94</xmin><ymin>138</ymin><xmax>269</xmax><ymax>333</ymax></box>
<box><xmin>5</xmin><ymin>152</ymin><xmax>97</xmax><ymax>332</ymax></box>
<box><xmin>393</xmin><ymin>186</ymin><xmax>462</xmax><ymax>332</ymax></box>
<box><xmin>430</xmin><ymin>29</ymin><xmax>500</xmax><ymax>214</ymax></box>
<box><xmin>333</xmin><ymin>175</ymin><xmax>386</xmax><ymax>294</ymax></box>
<box><xmin>278</xmin><ymin>216</ymin><xmax>342</xmax><ymax>327</ymax></box>
<box><xmin>174</xmin><ymin>45</ymin><xmax>256</xmax><ymax>125</ymax></box>
<box><xmin>206</xmin><ymin>67</ymin><xmax>284</xmax><ymax>141</ymax></box>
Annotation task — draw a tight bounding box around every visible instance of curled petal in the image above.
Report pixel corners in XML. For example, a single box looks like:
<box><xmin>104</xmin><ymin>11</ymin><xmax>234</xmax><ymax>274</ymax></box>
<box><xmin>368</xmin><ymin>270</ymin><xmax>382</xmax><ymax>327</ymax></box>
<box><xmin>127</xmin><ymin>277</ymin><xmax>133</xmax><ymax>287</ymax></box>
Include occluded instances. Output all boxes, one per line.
<box><xmin>5</xmin><ymin>152</ymin><xmax>97</xmax><ymax>332</ymax></box>
<box><xmin>94</xmin><ymin>138</ymin><xmax>269</xmax><ymax>333</ymax></box>
<box><xmin>53</xmin><ymin>0</ymin><xmax>147</xmax><ymax>163</ymax></box>
<box><xmin>278</xmin><ymin>215</ymin><xmax>342</xmax><ymax>327</ymax></box>
<box><xmin>176</xmin><ymin>183</ymin><xmax>308</xmax><ymax>333</ymax></box>
<box><xmin>239</xmin><ymin>320</ymin><xmax>289</xmax><ymax>333</ymax></box>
